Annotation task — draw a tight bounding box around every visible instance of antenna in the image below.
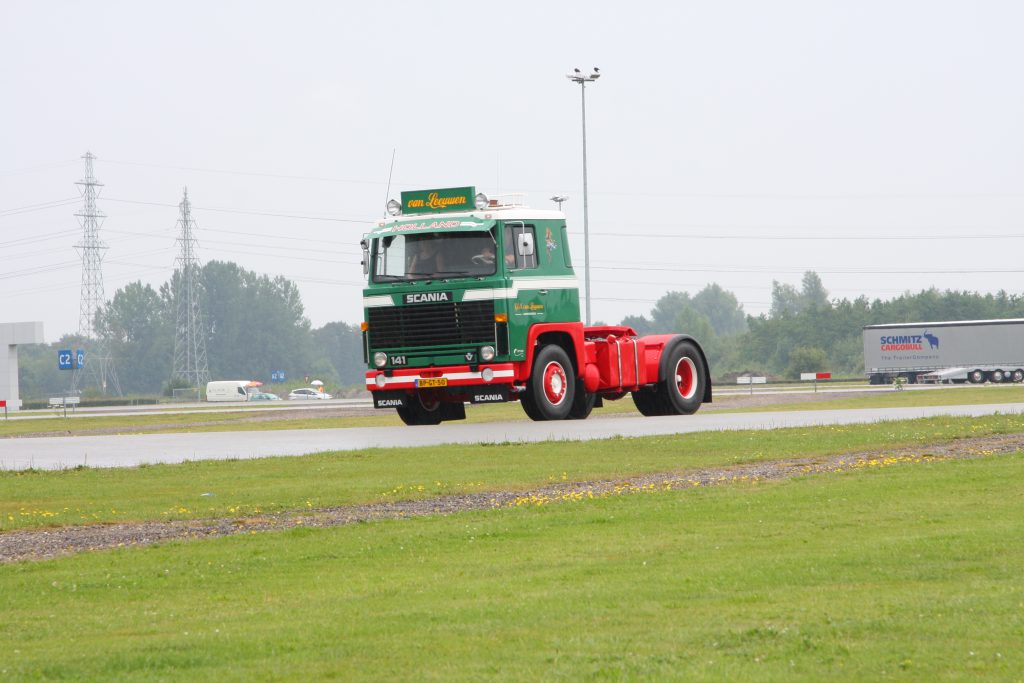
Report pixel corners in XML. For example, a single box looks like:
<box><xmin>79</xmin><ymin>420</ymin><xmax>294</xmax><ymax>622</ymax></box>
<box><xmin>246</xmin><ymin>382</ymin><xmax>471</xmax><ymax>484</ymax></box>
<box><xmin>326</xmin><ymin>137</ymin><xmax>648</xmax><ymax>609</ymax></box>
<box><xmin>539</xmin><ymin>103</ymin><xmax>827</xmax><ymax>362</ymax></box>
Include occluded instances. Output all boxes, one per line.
<box><xmin>171</xmin><ymin>187</ymin><xmax>211</xmax><ymax>391</ymax></box>
<box><xmin>383</xmin><ymin>148</ymin><xmax>396</xmax><ymax>216</ymax></box>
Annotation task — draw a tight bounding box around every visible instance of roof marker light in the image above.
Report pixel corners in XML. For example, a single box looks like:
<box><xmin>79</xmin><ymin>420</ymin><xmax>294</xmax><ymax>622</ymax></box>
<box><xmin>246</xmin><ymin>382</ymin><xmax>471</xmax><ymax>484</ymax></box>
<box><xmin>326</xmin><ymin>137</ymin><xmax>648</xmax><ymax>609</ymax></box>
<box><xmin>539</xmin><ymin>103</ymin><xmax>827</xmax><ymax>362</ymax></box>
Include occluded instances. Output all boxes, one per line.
<box><xmin>386</xmin><ymin>199</ymin><xmax>402</xmax><ymax>216</ymax></box>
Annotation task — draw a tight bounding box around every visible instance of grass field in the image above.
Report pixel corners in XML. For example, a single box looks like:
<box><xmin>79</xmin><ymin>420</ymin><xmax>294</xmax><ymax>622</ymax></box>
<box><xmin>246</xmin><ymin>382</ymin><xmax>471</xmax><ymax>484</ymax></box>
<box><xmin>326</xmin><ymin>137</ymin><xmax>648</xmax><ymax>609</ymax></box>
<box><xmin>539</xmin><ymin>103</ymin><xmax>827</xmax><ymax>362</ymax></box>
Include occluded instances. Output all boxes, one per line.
<box><xmin>2</xmin><ymin>413</ymin><xmax>1022</xmax><ymax>532</ymax></box>
<box><xmin>717</xmin><ymin>384</ymin><xmax>1024</xmax><ymax>413</ymax></box>
<box><xmin>2</xmin><ymin>384</ymin><xmax>1023</xmax><ymax>439</ymax></box>
<box><xmin>1</xmin><ymin>450</ymin><xmax>1021</xmax><ymax>680</ymax></box>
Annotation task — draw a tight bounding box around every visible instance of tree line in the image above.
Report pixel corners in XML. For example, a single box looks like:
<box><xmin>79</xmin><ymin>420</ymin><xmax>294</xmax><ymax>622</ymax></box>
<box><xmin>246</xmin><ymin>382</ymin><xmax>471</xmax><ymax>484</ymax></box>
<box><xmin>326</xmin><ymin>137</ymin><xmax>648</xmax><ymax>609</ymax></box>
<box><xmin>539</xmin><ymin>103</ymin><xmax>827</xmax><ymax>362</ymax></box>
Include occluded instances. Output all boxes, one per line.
<box><xmin>623</xmin><ymin>272</ymin><xmax>1024</xmax><ymax>380</ymax></box>
<box><xmin>18</xmin><ymin>261</ymin><xmax>363</xmax><ymax>399</ymax></box>
<box><xmin>17</xmin><ymin>263</ymin><xmax>1024</xmax><ymax>399</ymax></box>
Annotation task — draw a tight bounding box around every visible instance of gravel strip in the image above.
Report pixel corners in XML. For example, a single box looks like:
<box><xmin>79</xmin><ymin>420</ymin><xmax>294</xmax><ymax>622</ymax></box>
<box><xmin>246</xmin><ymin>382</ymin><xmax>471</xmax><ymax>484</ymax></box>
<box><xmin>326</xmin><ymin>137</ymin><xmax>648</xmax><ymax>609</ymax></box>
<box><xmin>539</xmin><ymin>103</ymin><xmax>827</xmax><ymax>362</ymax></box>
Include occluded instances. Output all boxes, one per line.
<box><xmin>2</xmin><ymin>433</ymin><xmax>1022</xmax><ymax>565</ymax></box>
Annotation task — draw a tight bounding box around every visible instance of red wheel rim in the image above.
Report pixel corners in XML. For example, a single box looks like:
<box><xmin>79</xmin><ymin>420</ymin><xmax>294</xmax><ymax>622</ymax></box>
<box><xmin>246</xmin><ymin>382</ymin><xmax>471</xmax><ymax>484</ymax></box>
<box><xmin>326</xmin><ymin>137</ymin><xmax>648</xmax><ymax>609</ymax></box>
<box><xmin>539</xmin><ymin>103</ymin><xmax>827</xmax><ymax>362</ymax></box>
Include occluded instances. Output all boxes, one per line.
<box><xmin>542</xmin><ymin>361</ymin><xmax>568</xmax><ymax>406</ymax></box>
<box><xmin>675</xmin><ymin>357</ymin><xmax>698</xmax><ymax>400</ymax></box>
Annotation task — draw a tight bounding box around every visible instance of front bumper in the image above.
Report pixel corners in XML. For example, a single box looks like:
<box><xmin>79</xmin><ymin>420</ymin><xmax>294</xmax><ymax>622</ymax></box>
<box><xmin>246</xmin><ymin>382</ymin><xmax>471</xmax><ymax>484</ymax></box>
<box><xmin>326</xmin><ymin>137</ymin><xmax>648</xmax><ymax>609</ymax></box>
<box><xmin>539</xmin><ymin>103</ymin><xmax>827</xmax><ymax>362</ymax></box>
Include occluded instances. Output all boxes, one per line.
<box><xmin>365</xmin><ymin>363</ymin><xmax>517</xmax><ymax>391</ymax></box>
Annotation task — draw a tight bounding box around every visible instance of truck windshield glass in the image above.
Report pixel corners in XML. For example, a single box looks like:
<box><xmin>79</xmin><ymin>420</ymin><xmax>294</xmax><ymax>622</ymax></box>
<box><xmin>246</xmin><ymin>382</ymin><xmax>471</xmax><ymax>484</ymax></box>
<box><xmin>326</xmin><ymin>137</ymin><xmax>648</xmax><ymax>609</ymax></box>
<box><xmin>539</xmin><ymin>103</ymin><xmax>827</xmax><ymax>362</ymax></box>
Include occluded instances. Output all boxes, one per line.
<box><xmin>373</xmin><ymin>231</ymin><xmax>497</xmax><ymax>282</ymax></box>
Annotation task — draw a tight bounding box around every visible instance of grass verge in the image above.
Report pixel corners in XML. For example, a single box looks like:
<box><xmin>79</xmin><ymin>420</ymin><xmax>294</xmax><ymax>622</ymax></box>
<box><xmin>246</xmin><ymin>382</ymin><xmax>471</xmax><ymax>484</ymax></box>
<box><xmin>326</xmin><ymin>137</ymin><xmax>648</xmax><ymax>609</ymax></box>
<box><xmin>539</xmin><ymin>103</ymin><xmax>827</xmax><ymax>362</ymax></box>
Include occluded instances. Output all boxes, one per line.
<box><xmin>2</xmin><ymin>413</ymin><xmax>1022</xmax><ymax>531</ymax></box>
<box><xmin>718</xmin><ymin>384</ymin><xmax>1024</xmax><ymax>413</ymax></box>
<box><xmin>1</xmin><ymin>452</ymin><xmax>1021</xmax><ymax>680</ymax></box>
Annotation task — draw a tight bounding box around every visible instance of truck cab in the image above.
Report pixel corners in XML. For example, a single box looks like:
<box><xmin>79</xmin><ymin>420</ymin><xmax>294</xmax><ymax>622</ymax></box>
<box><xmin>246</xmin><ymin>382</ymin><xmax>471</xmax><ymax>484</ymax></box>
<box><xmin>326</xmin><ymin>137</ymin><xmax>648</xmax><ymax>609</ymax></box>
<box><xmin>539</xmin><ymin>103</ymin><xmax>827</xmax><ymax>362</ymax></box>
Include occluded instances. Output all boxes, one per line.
<box><xmin>361</xmin><ymin>186</ymin><xmax>711</xmax><ymax>425</ymax></box>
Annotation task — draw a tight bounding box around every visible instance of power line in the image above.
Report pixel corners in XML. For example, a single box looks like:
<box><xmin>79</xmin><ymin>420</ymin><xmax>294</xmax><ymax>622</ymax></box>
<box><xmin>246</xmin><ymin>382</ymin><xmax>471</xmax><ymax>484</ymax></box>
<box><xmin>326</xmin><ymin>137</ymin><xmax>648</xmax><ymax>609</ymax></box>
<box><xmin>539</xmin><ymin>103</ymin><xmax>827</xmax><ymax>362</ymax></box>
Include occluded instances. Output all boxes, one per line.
<box><xmin>103</xmin><ymin>197</ymin><xmax>373</xmax><ymax>224</ymax></box>
<box><xmin>98</xmin><ymin>158</ymin><xmax>384</xmax><ymax>187</ymax></box>
<box><xmin>0</xmin><ymin>197</ymin><xmax>80</xmax><ymax>217</ymax></box>
<box><xmin>590</xmin><ymin>263</ymin><xmax>1024</xmax><ymax>275</ymax></box>
<box><xmin>0</xmin><ymin>228</ymin><xmax>81</xmax><ymax>250</ymax></box>
<box><xmin>590</xmin><ymin>230</ymin><xmax>1024</xmax><ymax>241</ymax></box>
<box><xmin>0</xmin><ymin>160</ymin><xmax>79</xmax><ymax>176</ymax></box>
<box><xmin>93</xmin><ymin>158</ymin><xmax>1024</xmax><ymax>200</ymax></box>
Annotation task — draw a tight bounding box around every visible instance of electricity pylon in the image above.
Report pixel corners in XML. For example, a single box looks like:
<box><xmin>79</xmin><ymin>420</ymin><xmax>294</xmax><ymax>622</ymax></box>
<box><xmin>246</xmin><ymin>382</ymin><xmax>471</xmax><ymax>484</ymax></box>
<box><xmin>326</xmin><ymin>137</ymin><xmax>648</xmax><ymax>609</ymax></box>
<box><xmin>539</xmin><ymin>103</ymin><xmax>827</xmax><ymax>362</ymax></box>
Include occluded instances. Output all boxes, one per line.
<box><xmin>71</xmin><ymin>151</ymin><xmax>121</xmax><ymax>396</ymax></box>
<box><xmin>171</xmin><ymin>187</ymin><xmax>210</xmax><ymax>391</ymax></box>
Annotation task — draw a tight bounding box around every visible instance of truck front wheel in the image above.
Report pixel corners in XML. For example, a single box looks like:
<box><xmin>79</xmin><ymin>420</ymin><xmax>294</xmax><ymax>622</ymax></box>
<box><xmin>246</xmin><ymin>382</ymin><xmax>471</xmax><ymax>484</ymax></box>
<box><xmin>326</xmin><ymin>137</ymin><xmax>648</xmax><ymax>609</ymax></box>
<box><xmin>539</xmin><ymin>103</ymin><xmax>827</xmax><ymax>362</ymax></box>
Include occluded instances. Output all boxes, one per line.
<box><xmin>521</xmin><ymin>345</ymin><xmax>576</xmax><ymax>421</ymax></box>
<box><xmin>396</xmin><ymin>393</ymin><xmax>443</xmax><ymax>426</ymax></box>
<box><xmin>568</xmin><ymin>381</ymin><xmax>596</xmax><ymax>420</ymax></box>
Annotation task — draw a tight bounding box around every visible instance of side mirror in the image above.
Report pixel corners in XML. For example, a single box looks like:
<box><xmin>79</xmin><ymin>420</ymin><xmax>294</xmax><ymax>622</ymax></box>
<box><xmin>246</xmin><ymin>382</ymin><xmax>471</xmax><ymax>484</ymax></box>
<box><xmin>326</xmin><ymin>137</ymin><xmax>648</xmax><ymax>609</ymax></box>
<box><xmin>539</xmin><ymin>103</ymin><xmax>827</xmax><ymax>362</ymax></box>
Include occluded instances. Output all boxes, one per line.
<box><xmin>518</xmin><ymin>233</ymin><xmax>535</xmax><ymax>257</ymax></box>
<box><xmin>360</xmin><ymin>238</ymin><xmax>369</xmax><ymax>276</ymax></box>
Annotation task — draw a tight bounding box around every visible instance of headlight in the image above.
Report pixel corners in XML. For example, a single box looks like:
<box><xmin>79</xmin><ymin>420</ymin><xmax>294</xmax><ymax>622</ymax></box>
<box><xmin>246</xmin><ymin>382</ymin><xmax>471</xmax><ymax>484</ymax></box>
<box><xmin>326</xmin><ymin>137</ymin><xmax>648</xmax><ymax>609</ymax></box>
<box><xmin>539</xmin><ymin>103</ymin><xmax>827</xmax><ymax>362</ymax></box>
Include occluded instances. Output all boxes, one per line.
<box><xmin>373</xmin><ymin>352</ymin><xmax>388</xmax><ymax>368</ymax></box>
<box><xmin>480</xmin><ymin>345</ymin><xmax>495</xmax><ymax>362</ymax></box>
<box><xmin>375</xmin><ymin>373</ymin><xmax>387</xmax><ymax>388</ymax></box>
<box><xmin>386</xmin><ymin>199</ymin><xmax>402</xmax><ymax>216</ymax></box>
<box><xmin>482</xmin><ymin>368</ymin><xmax>494</xmax><ymax>382</ymax></box>
<box><xmin>474</xmin><ymin>193</ymin><xmax>488</xmax><ymax>210</ymax></box>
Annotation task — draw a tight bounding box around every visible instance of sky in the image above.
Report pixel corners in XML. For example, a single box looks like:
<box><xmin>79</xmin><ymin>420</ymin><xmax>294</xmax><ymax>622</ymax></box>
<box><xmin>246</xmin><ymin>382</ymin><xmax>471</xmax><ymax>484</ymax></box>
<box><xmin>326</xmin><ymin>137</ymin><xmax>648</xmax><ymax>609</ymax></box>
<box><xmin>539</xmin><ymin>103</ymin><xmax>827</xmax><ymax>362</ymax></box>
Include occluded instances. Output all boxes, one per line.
<box><xmin>2</xmin><ymin>1</ymin><xmax>1023</xmax><ymax>342</ymax></box>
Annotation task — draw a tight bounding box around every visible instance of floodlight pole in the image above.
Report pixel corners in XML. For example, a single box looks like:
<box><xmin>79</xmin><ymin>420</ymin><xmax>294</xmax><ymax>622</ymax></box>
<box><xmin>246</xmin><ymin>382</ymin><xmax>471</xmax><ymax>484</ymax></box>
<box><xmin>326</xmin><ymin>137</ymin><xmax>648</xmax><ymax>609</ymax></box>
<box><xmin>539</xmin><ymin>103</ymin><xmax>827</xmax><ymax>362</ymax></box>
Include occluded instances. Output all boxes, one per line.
<box><xmin>567</xmin><ymin>68</ymin><xmax>600</xmax><ymax>325</ymax></box>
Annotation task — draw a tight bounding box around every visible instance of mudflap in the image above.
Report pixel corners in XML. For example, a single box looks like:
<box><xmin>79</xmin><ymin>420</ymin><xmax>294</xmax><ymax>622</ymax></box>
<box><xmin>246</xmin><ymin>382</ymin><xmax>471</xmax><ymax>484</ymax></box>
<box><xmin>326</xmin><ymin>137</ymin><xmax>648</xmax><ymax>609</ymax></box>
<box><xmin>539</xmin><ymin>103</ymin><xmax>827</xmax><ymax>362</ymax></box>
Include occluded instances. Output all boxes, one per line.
<box><xmin>468</xmin><ymin>385</ymin><xmax>510</xmax><ymax>405</ymax></box>
<box><xmin>441</xmin><ymin>402</ymin><xmax>466</xmax><ymax>421</ymax></box>
<box><xmin>374</xmin><ymin>390</ymin><xmax>465</xmax><ymax>422</ymax></box>
<box><xmin>372</xmin><ymin>391</ymin><xmax>407</xmax><ymax>409</ymax></box>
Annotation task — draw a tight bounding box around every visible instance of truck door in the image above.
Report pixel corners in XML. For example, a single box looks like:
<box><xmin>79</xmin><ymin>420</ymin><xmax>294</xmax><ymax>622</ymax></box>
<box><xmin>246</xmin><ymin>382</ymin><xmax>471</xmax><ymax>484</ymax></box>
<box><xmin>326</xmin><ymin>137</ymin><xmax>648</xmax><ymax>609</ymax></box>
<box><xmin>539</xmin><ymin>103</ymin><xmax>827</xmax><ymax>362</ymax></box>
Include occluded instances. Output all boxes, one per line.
<box><xmin>504</xmin><ymin>223</ymin><xmax>545</xmax><ymax>358</ymax></box>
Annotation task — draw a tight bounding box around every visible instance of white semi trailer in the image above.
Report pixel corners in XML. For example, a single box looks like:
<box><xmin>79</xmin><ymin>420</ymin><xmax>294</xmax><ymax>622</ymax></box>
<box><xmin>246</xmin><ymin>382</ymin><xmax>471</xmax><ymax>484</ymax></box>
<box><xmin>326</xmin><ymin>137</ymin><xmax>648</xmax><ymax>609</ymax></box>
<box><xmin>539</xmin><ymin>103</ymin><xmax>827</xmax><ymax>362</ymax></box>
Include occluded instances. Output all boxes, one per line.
<box><xmin>863</xmin><ymin>319</ymin><xmax>1024</xmax><ymax>385</ymax></box>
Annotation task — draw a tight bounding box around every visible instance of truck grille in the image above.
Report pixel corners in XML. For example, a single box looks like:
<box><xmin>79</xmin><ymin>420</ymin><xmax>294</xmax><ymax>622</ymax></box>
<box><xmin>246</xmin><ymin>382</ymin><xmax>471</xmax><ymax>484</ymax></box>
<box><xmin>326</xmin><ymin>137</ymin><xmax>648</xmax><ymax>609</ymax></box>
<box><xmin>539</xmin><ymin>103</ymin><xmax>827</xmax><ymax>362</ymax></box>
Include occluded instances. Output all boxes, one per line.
<box><xmin>368</xmin><ymin>300</ymin><xmax>495</xmax><ymax>349</ymax></box>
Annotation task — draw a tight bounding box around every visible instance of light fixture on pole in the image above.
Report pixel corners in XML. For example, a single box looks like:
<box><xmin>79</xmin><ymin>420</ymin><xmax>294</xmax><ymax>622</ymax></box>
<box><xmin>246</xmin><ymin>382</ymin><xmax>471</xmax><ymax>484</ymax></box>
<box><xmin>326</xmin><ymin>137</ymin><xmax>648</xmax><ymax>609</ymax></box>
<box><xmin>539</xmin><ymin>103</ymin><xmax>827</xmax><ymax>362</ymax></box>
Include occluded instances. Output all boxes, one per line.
<box><xmin>549</xmin><ymin>195</ymin><xmax>568</xmax><ymax>211</ymax></box>
<box><xmin>566</xmin><ymin>66</ymin><xmax>600</xmax><ymax>325</ymax></box>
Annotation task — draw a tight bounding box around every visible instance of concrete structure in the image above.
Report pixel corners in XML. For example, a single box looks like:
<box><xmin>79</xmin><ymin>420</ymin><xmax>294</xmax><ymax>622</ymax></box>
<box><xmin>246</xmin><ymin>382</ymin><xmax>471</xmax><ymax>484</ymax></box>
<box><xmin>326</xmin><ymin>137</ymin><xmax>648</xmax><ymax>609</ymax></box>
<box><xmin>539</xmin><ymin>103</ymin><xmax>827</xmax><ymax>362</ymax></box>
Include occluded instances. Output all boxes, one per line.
<box><xmin>1</xmin><ymin>322</ymin><xmax>45</xmax><ymax>411</ymax></box>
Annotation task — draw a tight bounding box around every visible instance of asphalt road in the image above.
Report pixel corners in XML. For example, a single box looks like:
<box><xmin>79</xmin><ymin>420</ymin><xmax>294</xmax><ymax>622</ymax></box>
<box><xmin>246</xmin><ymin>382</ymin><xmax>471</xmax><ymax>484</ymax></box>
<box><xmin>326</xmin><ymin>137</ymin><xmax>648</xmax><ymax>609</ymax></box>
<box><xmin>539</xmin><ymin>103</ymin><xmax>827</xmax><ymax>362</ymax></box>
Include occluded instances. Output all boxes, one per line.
<box><xmin>2</xmin><ymin>402</ymin><xmax>1023</xmax><ymax>471</ymax></box>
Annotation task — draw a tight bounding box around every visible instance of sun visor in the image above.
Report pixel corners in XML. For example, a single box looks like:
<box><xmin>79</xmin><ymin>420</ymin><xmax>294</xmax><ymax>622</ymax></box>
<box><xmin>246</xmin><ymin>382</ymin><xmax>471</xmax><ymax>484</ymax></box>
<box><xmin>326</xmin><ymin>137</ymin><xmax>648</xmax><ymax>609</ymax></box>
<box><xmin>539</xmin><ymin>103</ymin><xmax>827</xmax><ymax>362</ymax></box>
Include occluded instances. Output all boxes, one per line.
<box><xmin>371</xmin><ymin>216</ymin><xmax>495</xmax><ymax>235</ymax></box>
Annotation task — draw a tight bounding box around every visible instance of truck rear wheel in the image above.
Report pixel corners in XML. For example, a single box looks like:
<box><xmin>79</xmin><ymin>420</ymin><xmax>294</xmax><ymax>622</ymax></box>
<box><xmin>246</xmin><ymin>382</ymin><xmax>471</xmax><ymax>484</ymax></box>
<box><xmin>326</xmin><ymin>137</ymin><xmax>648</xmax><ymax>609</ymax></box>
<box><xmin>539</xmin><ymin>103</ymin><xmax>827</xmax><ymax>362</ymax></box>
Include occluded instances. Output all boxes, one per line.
<box><xmin>661</xmin><ymin>340</ymin><xmax>706</xmax><ymax>415</ymax></box>
<box><xmin>631</xmin><ymin>339</ymin><xmax>707</xmax><ymax>416</ymax></box>
<box><xmin>396</xmin><ymin>393</ymin><xmax>443</xmax><ymax>426</ymax></box>
<box><xmin>969</xmin><ymin>369</ymin><xmax>985</xmax><ymax>384</ymax></box>
<box><xmin>631</xmin><ymin>388</ymin><xmax>663</xmax><ymax>416</ymax></box>
<box><xmin>1013</xmin><ymin>369</ymin><xmax>1024</xmax><ymax>383</ymax></box>
<box><xmin>521</xmin><ymin>345</ymin><xmax>576</xmax><ymax>421</ymax></box>
<box><xmin>991</xmin><ymin>369</ymin><xmax>1005</xmax><ymax>383</ymax></box>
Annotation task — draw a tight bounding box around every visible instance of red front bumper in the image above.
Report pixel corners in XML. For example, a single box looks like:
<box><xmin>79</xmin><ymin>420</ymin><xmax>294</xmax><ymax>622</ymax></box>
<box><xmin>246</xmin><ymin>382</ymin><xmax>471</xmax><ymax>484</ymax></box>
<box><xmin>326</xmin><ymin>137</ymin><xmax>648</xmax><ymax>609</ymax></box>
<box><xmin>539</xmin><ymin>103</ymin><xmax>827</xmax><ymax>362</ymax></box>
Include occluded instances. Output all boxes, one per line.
<box><xmin>365</xmin><ymin>363</ymin><xmax>517</xmax><ymax>391</ymax></box>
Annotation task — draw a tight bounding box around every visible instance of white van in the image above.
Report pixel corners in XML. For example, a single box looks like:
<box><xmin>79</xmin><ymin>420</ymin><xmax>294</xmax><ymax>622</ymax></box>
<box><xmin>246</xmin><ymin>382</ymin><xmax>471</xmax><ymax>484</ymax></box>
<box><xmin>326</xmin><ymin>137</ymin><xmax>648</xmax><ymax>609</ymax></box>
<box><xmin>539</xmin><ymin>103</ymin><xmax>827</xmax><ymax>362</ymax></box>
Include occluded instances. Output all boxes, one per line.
<box><xmin>206</xmin><ymin>380</ymin><xmax>254</xmax><ymax>402</ymax></box>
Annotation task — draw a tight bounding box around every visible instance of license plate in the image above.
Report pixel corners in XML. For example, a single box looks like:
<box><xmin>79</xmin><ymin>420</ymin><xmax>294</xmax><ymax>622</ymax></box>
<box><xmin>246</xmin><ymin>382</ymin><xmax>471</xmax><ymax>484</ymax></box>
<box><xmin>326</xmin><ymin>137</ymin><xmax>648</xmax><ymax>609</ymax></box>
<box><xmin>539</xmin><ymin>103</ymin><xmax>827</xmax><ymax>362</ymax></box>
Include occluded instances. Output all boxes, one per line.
<box><xmin>416</xmin><ymin>377</ymin><xmax>448</xmax><ymax>388</ymax></box>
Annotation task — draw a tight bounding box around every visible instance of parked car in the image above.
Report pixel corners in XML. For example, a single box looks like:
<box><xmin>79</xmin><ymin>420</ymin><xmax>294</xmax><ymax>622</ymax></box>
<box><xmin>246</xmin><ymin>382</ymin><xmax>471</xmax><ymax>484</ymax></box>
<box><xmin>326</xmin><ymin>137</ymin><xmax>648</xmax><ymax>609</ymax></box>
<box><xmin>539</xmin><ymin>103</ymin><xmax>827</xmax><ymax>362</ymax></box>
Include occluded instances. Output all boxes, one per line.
<box><xmin>248</xmin><ymin>391</ymin><xmax>282</xmax><ymax>401</ymax></box>
<box><xmin>288</xmin><ymin>388</ymin><xmax>333</xmax><ymax>400</ymax></box>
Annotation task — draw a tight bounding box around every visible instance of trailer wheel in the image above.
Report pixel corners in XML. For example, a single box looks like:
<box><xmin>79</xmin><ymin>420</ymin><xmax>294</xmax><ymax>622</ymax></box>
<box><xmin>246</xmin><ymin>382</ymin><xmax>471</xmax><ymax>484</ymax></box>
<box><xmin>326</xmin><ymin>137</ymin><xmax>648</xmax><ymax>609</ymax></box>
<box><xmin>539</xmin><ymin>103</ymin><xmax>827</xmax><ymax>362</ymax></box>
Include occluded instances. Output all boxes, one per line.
<box><xmin>396</xmin><ymin>393</ymin><xmax>443</xmax><ymax>426</ymax></box>
<box><xmin>1013</xmin><ymin>369</ymin><xmax>1024</xmax><ymax>383</ymax></box>
<box><xmin>521</xmin><ymin>345</ymin><xmax>576</xmax><ymax>421</ymax></box>
<box><xmin>991</xmin><ymin>369</ymin><xmax>1005</xmax><ymax>383</ymax></box>
<box><xmin>969</xmin><ymin>369</ymin><xmax>985</xmax><ymax>384</ymax></box>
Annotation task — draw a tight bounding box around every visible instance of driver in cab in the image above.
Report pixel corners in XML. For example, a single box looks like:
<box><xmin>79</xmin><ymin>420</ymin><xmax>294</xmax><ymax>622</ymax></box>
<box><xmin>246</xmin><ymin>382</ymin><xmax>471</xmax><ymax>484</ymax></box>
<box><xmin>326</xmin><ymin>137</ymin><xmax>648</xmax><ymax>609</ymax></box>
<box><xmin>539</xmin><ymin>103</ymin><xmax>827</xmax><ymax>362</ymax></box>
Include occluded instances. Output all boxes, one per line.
<box><xmin>407</xmin><ymin>234</ymin><xmax>445</xmax><ymax>275</ymax></box>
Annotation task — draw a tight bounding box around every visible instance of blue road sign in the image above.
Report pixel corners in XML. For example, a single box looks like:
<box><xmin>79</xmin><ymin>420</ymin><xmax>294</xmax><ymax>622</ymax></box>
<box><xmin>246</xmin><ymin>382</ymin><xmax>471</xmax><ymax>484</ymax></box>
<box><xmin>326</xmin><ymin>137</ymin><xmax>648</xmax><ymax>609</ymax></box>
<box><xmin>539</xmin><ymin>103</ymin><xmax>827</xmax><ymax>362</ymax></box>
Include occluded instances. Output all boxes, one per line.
<box><xmin>76</xmin><ymin>349</ymin><xmax>85</xmax><ymax>369</ymax></box>
<box><xmin>271</xmin><ymin>370</ymin><xmax>286</xmax><ymax>382</ymax></box>
<box><xmin>58</xmin><ymin>349</ymin><xmax>73</xmax><ymax>370</ymax></box>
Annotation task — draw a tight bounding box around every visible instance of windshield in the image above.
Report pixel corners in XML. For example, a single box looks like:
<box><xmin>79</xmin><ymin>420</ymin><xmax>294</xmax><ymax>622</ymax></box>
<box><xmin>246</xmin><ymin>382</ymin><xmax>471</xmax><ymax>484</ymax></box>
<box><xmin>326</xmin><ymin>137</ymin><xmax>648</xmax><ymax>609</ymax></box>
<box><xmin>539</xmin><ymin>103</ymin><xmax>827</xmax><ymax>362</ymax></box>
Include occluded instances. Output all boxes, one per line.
<box><xmin>373</xmin><ymin>231</ymin><xmax>497</xmax><ymax>282</ymax></box>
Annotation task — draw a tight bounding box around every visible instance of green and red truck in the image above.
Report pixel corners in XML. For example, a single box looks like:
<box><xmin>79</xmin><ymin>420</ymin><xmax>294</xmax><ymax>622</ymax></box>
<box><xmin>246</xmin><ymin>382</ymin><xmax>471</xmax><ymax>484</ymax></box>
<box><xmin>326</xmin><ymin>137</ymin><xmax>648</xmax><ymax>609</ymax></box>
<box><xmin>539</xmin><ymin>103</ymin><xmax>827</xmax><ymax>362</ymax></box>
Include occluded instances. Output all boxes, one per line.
<box><xmin>360</xmin><ymin>186</ymin><xmax>712</xmax><ymax>425</ymax></box>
